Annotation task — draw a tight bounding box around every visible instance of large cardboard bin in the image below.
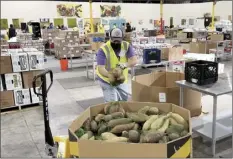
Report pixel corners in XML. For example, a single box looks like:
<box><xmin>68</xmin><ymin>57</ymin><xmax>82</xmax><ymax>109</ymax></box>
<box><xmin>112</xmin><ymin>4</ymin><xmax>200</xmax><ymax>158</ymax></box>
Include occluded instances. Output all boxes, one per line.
<box><xmin>68</xmin><ymin>102</ymin><xmax>192</xmax><ymax>158</ymax></box>
<box><xmin>132</xmin><ymin>71</ymin><xmax>202</xmax><ymax>117</ymax></box>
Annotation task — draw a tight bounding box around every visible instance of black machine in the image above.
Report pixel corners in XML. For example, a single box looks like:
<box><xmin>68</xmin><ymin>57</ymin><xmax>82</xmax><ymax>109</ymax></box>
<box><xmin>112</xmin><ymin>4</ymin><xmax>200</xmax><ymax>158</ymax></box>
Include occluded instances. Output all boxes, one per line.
<box><xmin>204</xmin><ymin>17</ymin><xmax>212</xmax><ymax>28</ymax></box>
<box><xmin>30</xmin><ymin>22</ymin><xmax>42</xmax><ymax>40</ymax></box>
<box><xmin>32</xmin><ymin>70</ymin><xmax>57</xmax><ymax>157</ymax></box>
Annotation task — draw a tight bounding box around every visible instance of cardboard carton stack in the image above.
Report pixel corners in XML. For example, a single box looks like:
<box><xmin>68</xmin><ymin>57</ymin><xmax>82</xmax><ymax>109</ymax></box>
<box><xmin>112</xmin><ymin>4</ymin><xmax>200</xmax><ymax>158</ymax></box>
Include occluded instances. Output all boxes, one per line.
<box><xmin>42</xmin><ymin>29</ymin><xmax>60</xmax><ymax>41</ymax></box>
<box><xmin>0</xmin><ymin>50</ymin><xmax>44</xmax><ymax>110</ymax></box>
<box><xmin>17</xmin><ymin>33</ymin><xmax>33</xmax><ymax>41</ymax></box>
<box><xmin>54</xmin><ymin>30</ymin><xmax>82</xmax><ymax>59</ymax></box>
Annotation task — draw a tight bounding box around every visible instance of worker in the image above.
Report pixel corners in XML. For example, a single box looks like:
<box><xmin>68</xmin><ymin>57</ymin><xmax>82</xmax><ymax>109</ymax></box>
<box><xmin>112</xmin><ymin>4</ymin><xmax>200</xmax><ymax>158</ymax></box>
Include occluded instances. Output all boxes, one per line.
<box><xmin>96</xmin><ymin>28</ymin><xmax>137</xmax><ymax>102</ymax></box>
<box><xmin>7</xmin><ymin>24</ymin><xmax>17</xmax><ymax>39</ymax></box>
<box><xmin>48</xmin><ymin>23</ymin><xmax>54</xmax><ymax>29</ymax></box>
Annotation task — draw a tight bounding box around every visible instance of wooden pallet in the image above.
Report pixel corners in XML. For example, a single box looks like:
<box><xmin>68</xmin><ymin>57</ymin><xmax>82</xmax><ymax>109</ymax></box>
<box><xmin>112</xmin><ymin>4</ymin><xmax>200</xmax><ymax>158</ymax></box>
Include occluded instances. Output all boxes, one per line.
<box><xmin>1</xmin><ymin>103</ymin><xmax>41</xmax><ymax>113</ymax></box>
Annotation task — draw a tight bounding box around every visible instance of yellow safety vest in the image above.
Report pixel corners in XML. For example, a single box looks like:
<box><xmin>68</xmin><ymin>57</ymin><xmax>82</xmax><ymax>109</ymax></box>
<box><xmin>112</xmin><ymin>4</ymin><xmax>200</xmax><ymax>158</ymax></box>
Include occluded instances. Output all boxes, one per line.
<box><xmin>96</xmin><ymin>40</ymin><xmax>130</xmax><ymax>84</ymax></box>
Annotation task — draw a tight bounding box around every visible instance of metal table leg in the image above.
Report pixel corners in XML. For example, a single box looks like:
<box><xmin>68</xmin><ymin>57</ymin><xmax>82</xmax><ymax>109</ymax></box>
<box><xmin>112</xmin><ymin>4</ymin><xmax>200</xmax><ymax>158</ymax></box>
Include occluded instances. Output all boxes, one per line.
<box><xmin>179</xmin><ymin>86</ymin><xmax>184</xmax><ymax>107</ymax></box>
<box><xmin>212</xmin><ymin>96</ymin><xmax>218</xmax><ymax>157</ymax></box>
<box><xmin>86</xmin><ymin>54</ymin><xmax>89</xmax><ymax>79</ymax></box>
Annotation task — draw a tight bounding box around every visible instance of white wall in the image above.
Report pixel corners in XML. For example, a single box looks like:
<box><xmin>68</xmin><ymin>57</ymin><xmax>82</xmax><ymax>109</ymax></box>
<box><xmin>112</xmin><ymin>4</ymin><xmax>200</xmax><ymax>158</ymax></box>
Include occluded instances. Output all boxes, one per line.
<box><xmin>1</xmin><ymin>1</ymin><xmax>232</xmax><ymax>30</ymax></box>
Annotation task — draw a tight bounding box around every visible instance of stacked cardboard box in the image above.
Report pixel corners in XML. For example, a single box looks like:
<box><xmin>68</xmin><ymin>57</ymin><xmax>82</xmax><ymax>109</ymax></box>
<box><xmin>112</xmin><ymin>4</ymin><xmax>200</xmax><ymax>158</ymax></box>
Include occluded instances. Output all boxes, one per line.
<box><xmin>42</xmin><ymin>29</ymin><xmax>60</xmax><ymax>41</ymax></box>
<box><xmin>54</xmin><ymin>30</ymin><xmax>82</xmax><ymax>59</ymax></box>
<box><xmin>17</xmin><ymin>33</ymin><xmax>33</xmax><ymax>41</ymax></box>
<box><xmin>0</xmin><ymin>50</ymin><xmax>44</xmax><ymax>109</ymax></box>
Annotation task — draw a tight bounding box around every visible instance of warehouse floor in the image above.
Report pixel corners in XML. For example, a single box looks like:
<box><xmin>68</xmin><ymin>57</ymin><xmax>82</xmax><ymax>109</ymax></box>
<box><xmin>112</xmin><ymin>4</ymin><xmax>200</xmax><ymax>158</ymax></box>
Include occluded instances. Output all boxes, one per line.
<box><xmin>1</xmin><ymin>56</ymin><xmax>232</xmax><ymax>158</ymax></box>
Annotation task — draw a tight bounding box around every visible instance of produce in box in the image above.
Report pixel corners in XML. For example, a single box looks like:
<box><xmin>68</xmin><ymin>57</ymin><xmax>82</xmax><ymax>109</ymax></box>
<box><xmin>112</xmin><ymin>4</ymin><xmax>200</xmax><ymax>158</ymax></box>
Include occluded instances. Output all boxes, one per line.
<box><xmin>74</xmin><ymin>102</ymin><xmax>190</xmax><ymax>143</ymax></box>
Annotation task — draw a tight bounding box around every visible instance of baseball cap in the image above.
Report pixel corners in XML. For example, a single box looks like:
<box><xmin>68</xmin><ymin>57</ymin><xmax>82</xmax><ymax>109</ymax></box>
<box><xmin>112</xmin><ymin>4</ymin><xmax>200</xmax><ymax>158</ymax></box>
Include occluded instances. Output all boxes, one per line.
<box><xmin>110</xmin><ymin>28</ymin><xmax>123</xmax><ymax>43</ymax></box>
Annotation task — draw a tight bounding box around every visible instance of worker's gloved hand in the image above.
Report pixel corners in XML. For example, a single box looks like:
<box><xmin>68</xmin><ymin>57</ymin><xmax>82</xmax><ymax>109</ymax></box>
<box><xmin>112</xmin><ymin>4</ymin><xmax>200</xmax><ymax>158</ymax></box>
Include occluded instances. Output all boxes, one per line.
<box><xmin>117</xmin><ymin>63</ymin><xmax>127</xmax><ymax>70</ymax></box>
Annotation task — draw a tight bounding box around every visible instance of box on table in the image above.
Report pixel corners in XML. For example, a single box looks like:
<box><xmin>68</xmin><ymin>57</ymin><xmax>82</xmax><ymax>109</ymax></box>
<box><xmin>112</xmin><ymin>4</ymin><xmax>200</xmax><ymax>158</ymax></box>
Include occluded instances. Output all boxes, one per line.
<box><xmin>160</xmin><ymin>46</ymin><xmax>183</xmax><ymax>61</ymax></box>
<box><xmin>68</xmin><ymin>102</ymin><xmax>192</xmax><ymax>158</ymax></box>
<box><xmin>1</xmin><ymin>91</ymin><xmax>15</xmax><ymax>109</ymax></box>
<box><xmin>0</xmin><ymin>54</ymin><xmax>13</xmax><ymax>74</ymax></box>
<box><xmin>22</xmin><ymin>71</ymin><xmax>42</xmax><ymax>88</ymax></box>
<box><xmin>27</xmin><ymin>52</ymin><xmax>44</xmax><ymax>70</ymax></box>
<box><xmin>11</xmin><ymin>53</ymin><xmax>29</xmax><ymax>72</ymax></box>
<box><xmin>132</xmin><ymin>71</ymin><xmax>202</xmax><ymax>117</ymax></box>
<box><xmin>5</xmin><ymin>73</ymin><xmax>23</xmax><ymax>90</ymax></box>
<box><xmin>30</xmin><ymin>87</ymin><xmax>42</xmax><ymax>104</ymax></box>
<box><xmin>143</xmin><ymin>48</ymin><xmax>161</xmax><ymax>64</ymax></box>
<box><xmin>14</xmin><ymin>89</ymin><xmax>31</xmax><ymax>106</ymax></box>
<box><xmin>189</xmin><ymin>41</ymin><xmax>217</xmax><ymax>53</ymax></box>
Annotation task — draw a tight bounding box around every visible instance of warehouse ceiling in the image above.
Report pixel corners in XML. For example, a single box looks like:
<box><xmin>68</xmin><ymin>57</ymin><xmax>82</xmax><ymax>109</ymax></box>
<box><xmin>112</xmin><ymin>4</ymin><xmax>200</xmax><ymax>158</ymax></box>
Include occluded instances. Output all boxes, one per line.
<box><xmin>51</xmin><ymin>0</ymin><xmax>222</xmax><ymax>3</ymax></box>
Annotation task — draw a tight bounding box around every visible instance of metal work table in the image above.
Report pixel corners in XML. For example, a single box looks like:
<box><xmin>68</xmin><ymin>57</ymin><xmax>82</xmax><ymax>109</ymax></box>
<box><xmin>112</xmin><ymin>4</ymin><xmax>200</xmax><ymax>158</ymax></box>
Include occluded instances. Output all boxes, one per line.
<box><xmin>176</xmin><ymin>78</ymin><xmax>232</xmax><ymax>157</ymax></box>
<box><xmin>82</xmin><ymin>50</ymin><xmax>96</xmax><ymax>80</ymax></box>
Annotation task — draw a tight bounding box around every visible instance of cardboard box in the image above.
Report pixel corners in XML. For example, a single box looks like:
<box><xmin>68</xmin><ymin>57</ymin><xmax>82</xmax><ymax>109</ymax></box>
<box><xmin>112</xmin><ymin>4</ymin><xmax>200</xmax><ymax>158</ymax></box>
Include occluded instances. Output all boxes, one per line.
<box><xmin>1</xmin><ymin>91</ymin><xmax>15</xmax><ymax>108</ymax></box>
<box><xmin>27</xmin><ymin>52</ymin><xmax>44</xmax><ymax>70</ymax></box>
<box><xmin>0</xmin><ymin>54</ymin><xmax>13</xmax><ymax>74</ymax></box>
<box><xmin>22</xmin><ymin>71</ymin><xmax>41</xmax><ymax>88</ymax></box>
<box><xmin>30</xmin><ymin>87</ymin><xmax>42</xmax><ymax>103</ymax></box>
<box><xmin>68</xmin><ymin>102</ymin><xmax>192</xmax><ymax>158</ymax></box>
<box><xmin>210</xmin><ymin>34</ymin><xmax>224</xmax><ymax>41</ymax></box>
<box><xmin>5</xmin><ymin>73</ymin><xmax>23</xmax><ymax>90</ymax></box>
<box><xmin>14</xmin><ymin>89</ymin><xmax>31</xmax><ymax>106</ymax></box>
<box><xmin>132</xmin><ymin>71</ymin><xmax>202</xmax><ymax>117</ymax></box>
<box><xmin>11</xmin><ymin>53</ymin><xmax>29</xmax><ymax>72</ymax></box>
<box><xmin>8</xmin><ymin>49</ymin><xmax>24</xmax><ymax>54</ymax></box>
<box><xmin>189</xmin><ymin>41</ymin><xmax>217</xmax><ymax>54</ymax></box>
<box><xmin>160</xmin><ymin>46</ymin><xmax>183</xmax><ymax>61</ymax></box>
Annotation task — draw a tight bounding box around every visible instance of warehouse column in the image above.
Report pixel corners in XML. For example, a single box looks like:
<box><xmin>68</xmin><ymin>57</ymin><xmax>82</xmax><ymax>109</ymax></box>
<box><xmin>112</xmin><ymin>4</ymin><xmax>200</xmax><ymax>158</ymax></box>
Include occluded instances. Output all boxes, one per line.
<box><xmin>89</xmin><ymin>0</ymin><xmax>94</xmax><ymax>33</ymax></box>
<box><xmin>160</xmin><ymin>0</ymin><xmax>164</xmax><ymax>34</ymax></box>
<box><xmin>211</xmin><ymin>0</ymin><xmax>216</xmax><ymax>30</ymax></box>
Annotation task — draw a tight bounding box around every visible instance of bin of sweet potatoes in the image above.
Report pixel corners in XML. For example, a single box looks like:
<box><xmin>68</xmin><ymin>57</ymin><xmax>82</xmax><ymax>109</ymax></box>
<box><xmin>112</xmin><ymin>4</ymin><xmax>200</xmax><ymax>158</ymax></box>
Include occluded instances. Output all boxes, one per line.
<box><xmin>68</xmin><ymin>102</ymin><xmax>192</xmax><ymax>158</ymax></box>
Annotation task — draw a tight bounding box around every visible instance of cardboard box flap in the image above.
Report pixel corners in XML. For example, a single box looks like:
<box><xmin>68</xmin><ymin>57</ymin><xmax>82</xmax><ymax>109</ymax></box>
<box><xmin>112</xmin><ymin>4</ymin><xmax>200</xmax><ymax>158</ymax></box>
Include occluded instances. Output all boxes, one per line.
<box><xmin>78</xmin><ymin>140</ymin><xmax>167</xmax><ymax>158</ymax></box>
<box><xmin>150</xmin><ymin>72</ymin><xmax>166</xmax><ymax>87</ymax></box>
<box><xmin>132</xmin><ymin>80</ymin><xmax>151</xmax><ymax>102</ymax></box>
<box><xmin>165</xmin><ymin>72</ymin><xmax>184</xmax><ymax>87</ymax></box>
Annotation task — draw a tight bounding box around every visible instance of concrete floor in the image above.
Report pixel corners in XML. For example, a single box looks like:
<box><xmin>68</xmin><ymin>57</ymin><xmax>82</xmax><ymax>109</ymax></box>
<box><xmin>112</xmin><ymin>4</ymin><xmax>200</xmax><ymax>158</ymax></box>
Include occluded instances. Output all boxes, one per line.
<box><xmin>1</xmin><ymin>55</ymin><xmax>232</xmax><ymax>158</ymax></box>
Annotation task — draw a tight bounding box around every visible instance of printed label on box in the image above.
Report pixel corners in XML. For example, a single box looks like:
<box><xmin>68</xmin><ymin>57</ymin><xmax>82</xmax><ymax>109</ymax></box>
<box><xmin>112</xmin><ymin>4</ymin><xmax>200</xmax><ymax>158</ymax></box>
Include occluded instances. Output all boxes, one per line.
<box><xmin>14</xmin><ymin>89</ymin><xmax>31</xmax><ymax>106</ymax></box>
<box><xmin>159</xmin><ymin>93</ymin><xmax>166</xmax><ymax>102</ymax></box>
<box><xmin>5</xmin><ymin>73</ymin><xmax>23</xmax><ymax>90</ymax></box>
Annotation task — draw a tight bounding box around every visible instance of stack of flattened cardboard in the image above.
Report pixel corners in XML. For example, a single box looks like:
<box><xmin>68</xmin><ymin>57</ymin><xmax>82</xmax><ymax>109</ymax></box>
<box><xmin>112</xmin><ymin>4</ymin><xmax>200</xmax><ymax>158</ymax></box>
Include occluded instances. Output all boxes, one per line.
<box><xmin>0</xmin><ymin>51</ymin><xmax>43</xmax><ymax>109</ymax></box>
<box><xmin>42</xmin><ymin>29</ymin><xmax>60</xmax><ymax>41</ymax></box>
<box><xmin>132</xmin><ymin>71</ymin><xmax>202</xmax><ymax>117</ymax></box>
<box><xmin>68</xmin><ymin>102</ymin><xmax>192</xmax><ymax>158</ymax></box>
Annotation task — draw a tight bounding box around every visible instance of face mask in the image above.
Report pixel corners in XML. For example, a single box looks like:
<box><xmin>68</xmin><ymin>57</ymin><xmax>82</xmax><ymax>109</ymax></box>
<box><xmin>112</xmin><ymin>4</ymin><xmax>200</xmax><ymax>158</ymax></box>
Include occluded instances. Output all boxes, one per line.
<box><xmin>111</xmin><ymin>42</ymin><xmax>121</xmax><ymax>50</ymax></box>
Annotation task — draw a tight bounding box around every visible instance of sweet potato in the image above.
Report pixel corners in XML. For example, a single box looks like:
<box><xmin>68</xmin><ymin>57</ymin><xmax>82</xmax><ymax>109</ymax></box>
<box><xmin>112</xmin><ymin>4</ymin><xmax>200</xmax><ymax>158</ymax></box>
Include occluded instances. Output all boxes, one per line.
<box><xmin>133</xmin><ymin>123</ymin><xmax>140</xmax><ymax>131</ymax></box>
<box><xmin>95</xmin><ymin>114</ymin><xmax>105</xmax><ymax>122</ymax></box>
<box><xmin>90</xmin><ymin>120</ymin><xmax>98</xmax><ymax>132</ymax></box>
<box><xmin>180</xmin><ymin>130</ymin><xmax>189</xmax><ymax>137</ymax></box>
<box><xmin>112</xmin><ymin>68</ymin><xmax>122</xmax><ymax>78</ymax></box>
<box><xmin>151</xmin><ymin>114</ymin><xmax>170</xmax><ymax>130</ymax></box>
<box><xmin>105</xmin><ymin>137</ymin><xmax>128</xmax><ymax>142</ymax></box>
<box><xmin>126</xmin><ymin>112</ymin><xmax>149</xmax><ymax>123</ymax></box>
<box><xmin>129</xmin><ymin>130</ymin><xmax>140</xmax><ymax>143</ymax></box>
<box><xmin>83</xmin><ymin>119</ymin><xmax>91</xmax><ymax>131</ymax></box>
<box><xmin>171</xmin><ymin>113</ymin><xmax>188</xmax><ymax>129</ymax></box>
<box><xmin>140</xmin><ymin>131</ymin><xmax>164</xmax><ymax>143</ymax></box>
<box><xmin>142</xmin><ymin>115</ymin><xmax>158</xmax><ymax>131</ymax></box>
<box><xmin>110</xmin><ymin>122</ymin><xmax>135</xmax><ymax>134</ymax></box>
<box><xmin>108</xmin><ymin>118</ymin><xmax>132</xmax><ymax>128</ymax></box>
<box><xmin>157</xmin><ymin>118</ymin><xmax>170</xmax><ymax>133</ymax></box>
<box><xmin>101</xmin><ymin>132</ymin><xmax>117</xmax><ymax>140</ymax></box>
<box><xmin>169</xmin><ymin>117</ymin><xmax>178</xmax><ymax>125</ymax></box>
<box><xmin>138</xmin><ymin>106</ymin><xmax>150</xmax><ymax>114</ymax></box>
<box><xmin>159</xmin><ymin>136</ymin><xmax>169</xmax><ymax>143</ymax></box>
<box><xmin>122</xmin><ymin>131</ymin><xmax>129</xmax><ymax>138</ymax></box>
<box><xmin>110</xmin><ymin>112</ymin><xmax>125</xmax><ymax>119</ymax></box>
<box><xmin>170</xmin><ymin>123</ymin><xmax>185</xmax><ymax>133</ymax></box>
<box><xmin>117</xmin><ymin>75</ymin><xmax>125</xmax><ymax>83</ymax></box>
<box><xmin>147</xmin><ymin>107</ymin><xmax>159</xmax><ymax>115</ymax></box>
<box><xmin>89</xmin><ymin>136</ymin><xmax>95</xmax><ymax>140</ymax></box>
<box><xmin>80</xmin><ymin>131</ymin><xmax>93</xmax><ymax>140</ymax></box>
<box><xmin>169</xmin><ymin>133</ymin><xmax>180</xmax><ymax>140</ymax></box>
<box><xmin>98</xmin><ymin>124</ymin><xmax>108</xmax><ymax>135</ymax></box>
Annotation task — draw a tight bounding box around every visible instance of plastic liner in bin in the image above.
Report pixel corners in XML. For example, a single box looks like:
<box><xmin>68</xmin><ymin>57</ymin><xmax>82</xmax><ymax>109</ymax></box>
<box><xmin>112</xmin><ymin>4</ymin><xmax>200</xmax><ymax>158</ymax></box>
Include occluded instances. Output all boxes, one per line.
<box><xmin>185</xmin><ymin>60</ymin><xmax>218</xmax><ymax>85</ymax></box>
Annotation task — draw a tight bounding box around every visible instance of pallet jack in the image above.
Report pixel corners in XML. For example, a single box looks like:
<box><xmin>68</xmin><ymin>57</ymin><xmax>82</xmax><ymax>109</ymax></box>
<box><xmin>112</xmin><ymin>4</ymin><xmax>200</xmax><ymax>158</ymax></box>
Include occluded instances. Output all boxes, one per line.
<box><xmin>32</xmin><ymin>70</ymin><xmax>70</xmax><ymax>158</ymax></box>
